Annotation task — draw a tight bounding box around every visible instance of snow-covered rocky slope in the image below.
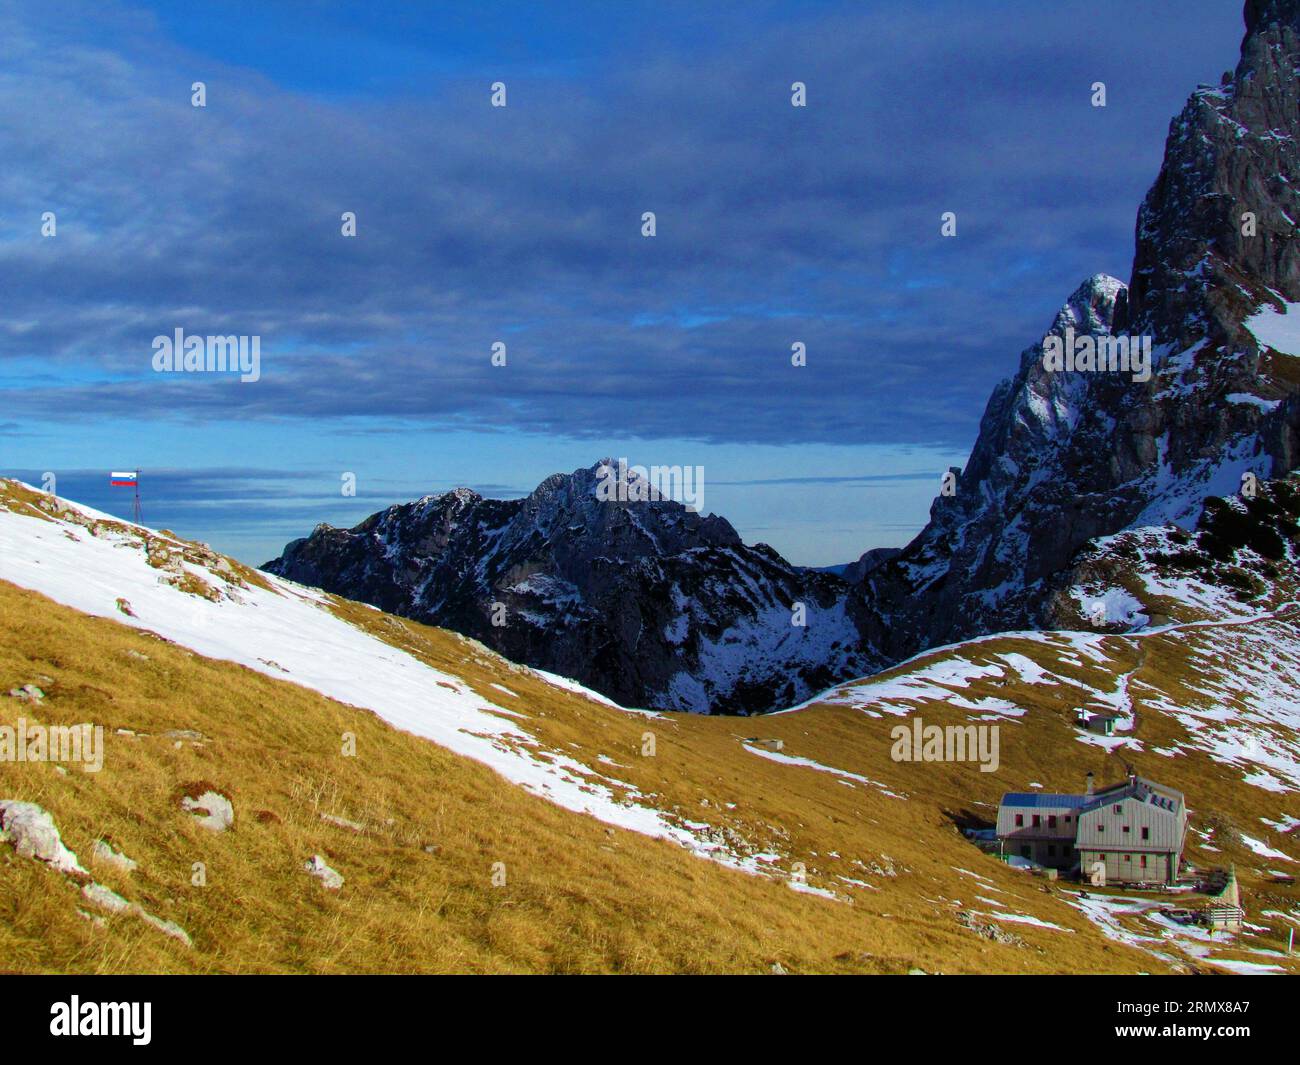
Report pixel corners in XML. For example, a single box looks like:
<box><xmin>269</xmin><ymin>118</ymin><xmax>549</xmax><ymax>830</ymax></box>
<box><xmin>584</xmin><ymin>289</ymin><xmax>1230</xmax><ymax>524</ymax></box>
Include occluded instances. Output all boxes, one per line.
<box><xmin>0</xmin><ymin>480</ymin><xmax>762</xmax><ymax>866</ymax></box>
<box><xmin>864</xmin><ymin>0</ymin><xmax>1300</xmax><ymax>659</ymax></box>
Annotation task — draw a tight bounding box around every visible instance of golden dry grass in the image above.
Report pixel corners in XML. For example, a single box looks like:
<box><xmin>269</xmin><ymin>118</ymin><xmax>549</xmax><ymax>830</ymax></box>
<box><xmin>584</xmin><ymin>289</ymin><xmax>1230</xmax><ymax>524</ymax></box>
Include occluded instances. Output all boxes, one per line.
<box><xmin>2</xmin><ymin>478</ymin><xmax>1298</xmax><ymax>974</ymax></box>
<box><xmin>0</xmin><ymin>578</ymin><xmax>1166</xmax><ymax>975</ymax></box>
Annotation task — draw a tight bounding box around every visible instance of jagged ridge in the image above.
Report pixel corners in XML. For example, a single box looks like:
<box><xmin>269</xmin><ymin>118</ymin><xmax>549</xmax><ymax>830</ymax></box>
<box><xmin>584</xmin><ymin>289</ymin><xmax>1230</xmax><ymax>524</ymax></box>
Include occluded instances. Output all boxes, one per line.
<box><xmin>264</xmin><ymin>461</ymin><xmax>881</xmax><ymax>714</ymax></box>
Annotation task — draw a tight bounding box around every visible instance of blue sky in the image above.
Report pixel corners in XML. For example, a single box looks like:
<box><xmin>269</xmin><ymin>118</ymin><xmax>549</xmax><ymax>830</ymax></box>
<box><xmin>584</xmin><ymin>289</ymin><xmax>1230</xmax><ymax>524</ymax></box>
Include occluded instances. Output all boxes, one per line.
<box><xmin>1</xmin><ymin>0</ymin><xmax>1243</xmax><ymax>565</ymax></box>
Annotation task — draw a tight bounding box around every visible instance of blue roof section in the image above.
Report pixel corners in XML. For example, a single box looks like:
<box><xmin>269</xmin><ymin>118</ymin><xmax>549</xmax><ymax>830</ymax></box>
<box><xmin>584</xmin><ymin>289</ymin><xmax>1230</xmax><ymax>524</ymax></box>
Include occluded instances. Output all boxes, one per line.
<box><xmin>1078</xmin><ymin>777</ymin><xmax>1184</xmax><ymax>814</ymax></box>
<box><xmin>1000</xmin><ymin>793</ymin><xmax>1086</xmax><ymax>808</ymax></box>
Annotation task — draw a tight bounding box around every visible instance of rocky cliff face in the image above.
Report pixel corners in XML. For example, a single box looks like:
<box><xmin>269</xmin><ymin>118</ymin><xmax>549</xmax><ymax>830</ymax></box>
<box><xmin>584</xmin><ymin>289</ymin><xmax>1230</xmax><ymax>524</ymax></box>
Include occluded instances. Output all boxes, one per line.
<box><xmin>864</xmin><ymin>0</ymin><xmax>1300</xmax><ymax>658</ymax></box>
<box><xmin>264</xmin><ymin>461</ymin><xmax>881</xmax><ymax>714</ymax></box>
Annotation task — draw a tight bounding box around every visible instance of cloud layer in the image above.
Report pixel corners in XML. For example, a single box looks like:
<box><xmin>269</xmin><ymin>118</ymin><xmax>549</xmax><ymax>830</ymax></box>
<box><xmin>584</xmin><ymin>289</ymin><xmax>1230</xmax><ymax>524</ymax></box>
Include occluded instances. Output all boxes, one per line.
<box><xmin>1</xmin><ymin>0</ymin><xmax>1243</xmax><ymax>449</ymax></box>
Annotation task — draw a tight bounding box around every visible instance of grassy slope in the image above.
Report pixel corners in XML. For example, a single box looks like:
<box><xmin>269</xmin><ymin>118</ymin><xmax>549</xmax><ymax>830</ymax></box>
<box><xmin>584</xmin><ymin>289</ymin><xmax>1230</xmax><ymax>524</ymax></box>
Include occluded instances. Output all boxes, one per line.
<box><xmin>2</xmin><ymin>483</ymin><xmax>1298</xmax><ymax>973</ymax></box>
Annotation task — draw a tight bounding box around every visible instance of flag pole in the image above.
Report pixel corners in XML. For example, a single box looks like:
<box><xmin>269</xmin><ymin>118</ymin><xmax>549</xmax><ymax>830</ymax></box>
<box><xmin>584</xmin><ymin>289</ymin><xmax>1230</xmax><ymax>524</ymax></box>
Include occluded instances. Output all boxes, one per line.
<box><xmin>109</xmin><ymin>470</ymin><xmax>142</xmax><ymax>522</ymax></box>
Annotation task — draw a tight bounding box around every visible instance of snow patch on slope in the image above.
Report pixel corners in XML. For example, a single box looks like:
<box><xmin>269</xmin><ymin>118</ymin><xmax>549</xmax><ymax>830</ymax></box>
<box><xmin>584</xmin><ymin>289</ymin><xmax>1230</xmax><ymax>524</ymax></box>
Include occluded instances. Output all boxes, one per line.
<box><xmin>1245</xmin><ymin>300</ymin><xmax>1300</xmax><ymax>357</ymax></box>
<box><xmin>803</xmin><ymin>655</ymin><xmax>1022</xmax><ymax>719</ymax></box>
<box><xmin>0</xmin><ymin>485</ymin><xmax>754</xmax><ymax>871</ymax></box>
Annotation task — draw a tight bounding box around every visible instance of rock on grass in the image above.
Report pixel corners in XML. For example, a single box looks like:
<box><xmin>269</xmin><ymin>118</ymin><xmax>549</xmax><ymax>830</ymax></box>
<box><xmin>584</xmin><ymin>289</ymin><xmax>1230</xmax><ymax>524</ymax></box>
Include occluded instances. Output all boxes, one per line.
<box><xmin>304</xmin><ymin>854</ymin><xmax>344</xmax><ymax>890</ymax></box>
<box><xmin>180</xmin><ymin>789</ymin><xmax>234</xmax><ymax>832</ymax></box>
<box><xmin>0</xmin><ymin>800</ymin><xmax>87</xmax><ymax>876</ymax></box>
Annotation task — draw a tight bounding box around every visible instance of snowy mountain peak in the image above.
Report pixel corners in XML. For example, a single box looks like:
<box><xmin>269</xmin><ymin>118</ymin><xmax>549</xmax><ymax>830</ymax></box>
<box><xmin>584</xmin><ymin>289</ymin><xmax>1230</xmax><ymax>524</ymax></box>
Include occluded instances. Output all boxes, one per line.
<box><xmin>264</xmin><ymin>463</ymin><xmax>879</xmax><ymax>714</ymax></box>
<box><xmin>1051</xmin><ymin>274</ymin><xmax>1127</xmax><ymax>337</ymax></box>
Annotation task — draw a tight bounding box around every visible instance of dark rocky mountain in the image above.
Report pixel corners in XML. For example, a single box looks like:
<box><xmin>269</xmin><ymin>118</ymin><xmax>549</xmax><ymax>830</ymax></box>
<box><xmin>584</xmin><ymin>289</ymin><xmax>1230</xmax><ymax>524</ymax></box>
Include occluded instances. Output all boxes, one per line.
<box><xmin>863</xmin><ymin>0</ymin><xmax>1300</xmax><ymax>658</ymax></box>
<box><xmin>835</xmin><ymin>547</ymin><xmax>903</xmax><ymax>585</ymax></box>
<box><xmin>264</xmin><ymin>461</ymin><xmax>881</xmax><ymax>714</ymax></box>
<box><xmin>266</xmin><ymin>1</ymin><xmax>1300</xmax><ymax>712</ymax></box>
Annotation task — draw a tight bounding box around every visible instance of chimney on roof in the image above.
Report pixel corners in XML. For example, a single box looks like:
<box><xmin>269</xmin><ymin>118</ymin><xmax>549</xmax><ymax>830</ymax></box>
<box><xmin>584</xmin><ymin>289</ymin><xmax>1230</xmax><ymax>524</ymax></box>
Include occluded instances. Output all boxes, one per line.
<box><xmin>1085</xmin><ymin>772</ymin><xmax>1095</xmax><ymax>796</ymax></box>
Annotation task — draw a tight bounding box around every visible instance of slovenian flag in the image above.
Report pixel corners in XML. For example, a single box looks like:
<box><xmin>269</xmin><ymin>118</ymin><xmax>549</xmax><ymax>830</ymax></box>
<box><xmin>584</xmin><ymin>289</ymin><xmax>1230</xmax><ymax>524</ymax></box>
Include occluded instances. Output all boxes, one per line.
<box><xmin>110</xmin><ymin>471</ymin><xmax>138</xmax><ymax>487</ymax></box>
